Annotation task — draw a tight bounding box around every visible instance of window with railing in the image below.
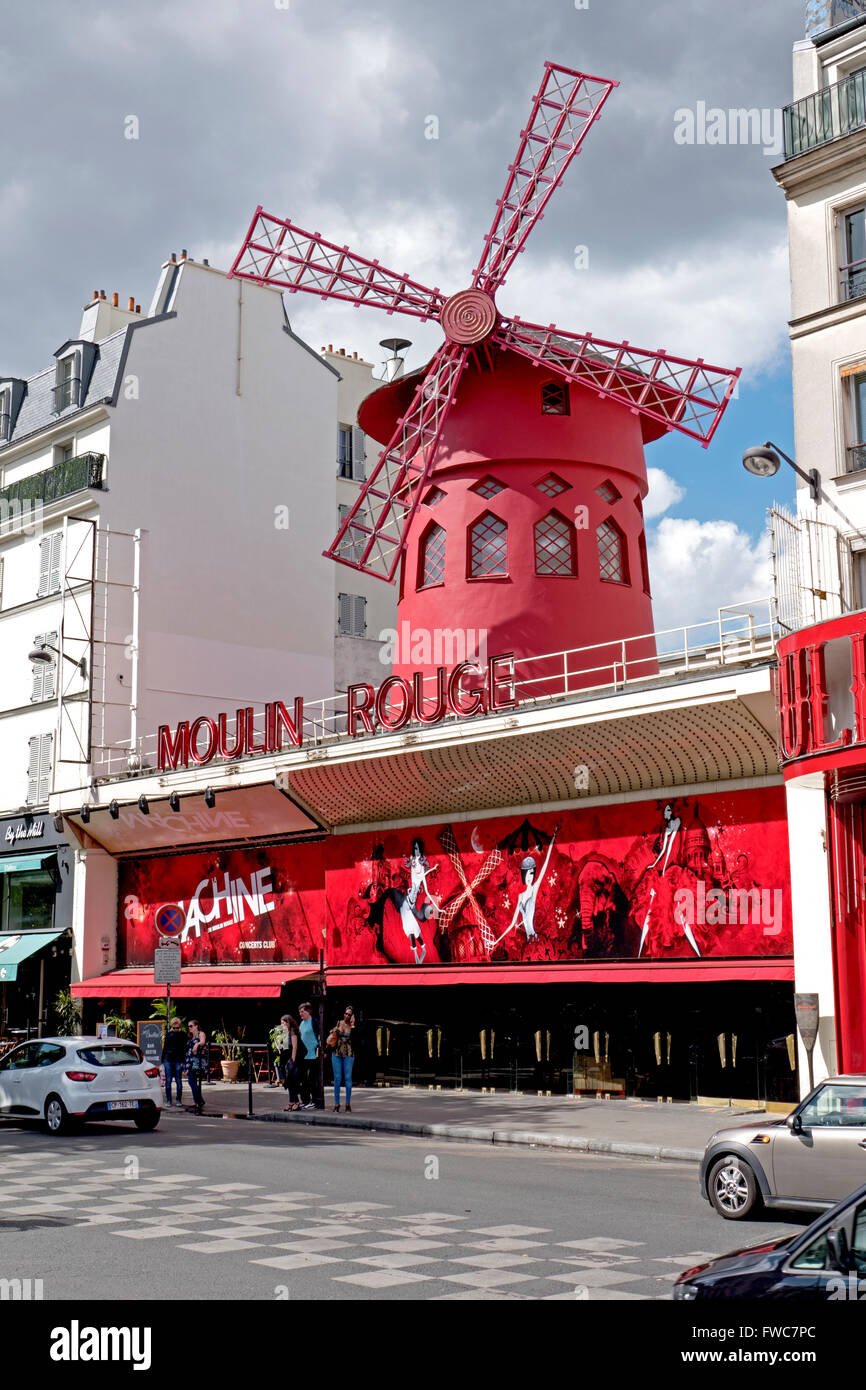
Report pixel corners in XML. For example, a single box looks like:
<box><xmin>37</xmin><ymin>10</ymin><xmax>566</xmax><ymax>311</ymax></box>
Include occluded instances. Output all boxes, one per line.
<box><xmin>842</xmin><ymin>205</ymin><xmax>866</xmax><ymax>302</ymax></box>
<box><xmin>53</xmin><ymin>353</ymin><xmax>81</xmax><ymax>412</ymax></box>
<box><xmin>848</xmin><ymin>372</ymin><xmax>866</xmax><ymax>473</ymax></box>
<box><xmin>784</xmin><ymin>67</ymin><xmax>866</xmax><ymax>159</ymax></box>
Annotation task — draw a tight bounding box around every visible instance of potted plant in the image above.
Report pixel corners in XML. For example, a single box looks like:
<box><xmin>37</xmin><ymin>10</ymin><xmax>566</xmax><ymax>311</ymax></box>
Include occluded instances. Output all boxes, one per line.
<box><xmin>212</xmin><ymin>1029</ymin><xmax>242</xmax><ymax>1081</ymax></box>
<box><xmin>103</xmin><ymin>1013</ymin><xmax>136</xmax><ymax>1040</ymax></box>
<box><xmin>52</xmin><ymin>988</ymin><xmax>82</xmax><ymax>1036</ymax></box>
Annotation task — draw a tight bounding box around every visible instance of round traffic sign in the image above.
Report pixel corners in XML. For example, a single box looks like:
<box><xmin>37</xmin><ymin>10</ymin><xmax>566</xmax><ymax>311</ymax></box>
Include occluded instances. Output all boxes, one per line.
<box><xmin>155</xmin><ymin>903</ymin><xmax>184</xmax><ymax>938</ymax></box>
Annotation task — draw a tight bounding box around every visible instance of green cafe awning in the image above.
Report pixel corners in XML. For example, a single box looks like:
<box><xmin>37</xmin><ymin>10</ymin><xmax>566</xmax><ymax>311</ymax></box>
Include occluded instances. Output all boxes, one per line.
<box><xmin>0</xmin><ymin>853</ymin><xmax>53</xmax><ymax>874</ymax></box>
<box><xmin>0</xmin><ymin>930</ymin><xmax>64</xmax><ymax>982</ymax></box>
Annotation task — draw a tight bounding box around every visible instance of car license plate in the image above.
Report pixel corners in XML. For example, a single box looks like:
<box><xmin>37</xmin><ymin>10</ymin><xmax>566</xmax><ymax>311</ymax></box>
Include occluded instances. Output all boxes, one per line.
<box><xmin>107</xmin><ymin>1100</ymin><xmax>138</xmax><ymax>1110</ymax></box>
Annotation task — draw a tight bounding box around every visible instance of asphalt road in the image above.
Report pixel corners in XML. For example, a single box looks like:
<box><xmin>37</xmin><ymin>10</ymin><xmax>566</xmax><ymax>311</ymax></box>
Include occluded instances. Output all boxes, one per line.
<box><xmin>0</xmin><ymin>1112</ymin><xmax>805</xmax><ymax>1301</ymax></box>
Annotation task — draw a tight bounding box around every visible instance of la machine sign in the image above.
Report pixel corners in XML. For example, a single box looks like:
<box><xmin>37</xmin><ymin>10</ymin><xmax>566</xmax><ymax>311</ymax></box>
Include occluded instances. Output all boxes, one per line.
<box><xmin>157</xmin><ymin>655</ymin><xmax>517</xmax><ymax>772</ymax></box>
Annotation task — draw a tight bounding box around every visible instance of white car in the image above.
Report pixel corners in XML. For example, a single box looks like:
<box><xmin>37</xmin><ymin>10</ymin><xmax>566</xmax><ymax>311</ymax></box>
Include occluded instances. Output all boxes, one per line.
<box><xmin>0</xmin><ymin>1036</ymin><xmax>163</xmax><ymax>1135</ymax></box>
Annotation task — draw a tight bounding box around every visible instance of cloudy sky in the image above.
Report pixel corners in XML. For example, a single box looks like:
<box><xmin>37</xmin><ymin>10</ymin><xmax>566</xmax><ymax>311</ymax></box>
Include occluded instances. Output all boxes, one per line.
<box><xmin>0</xmin><ymin>0</ymin><xmax>807</xmax><ymax>627</ymax></box>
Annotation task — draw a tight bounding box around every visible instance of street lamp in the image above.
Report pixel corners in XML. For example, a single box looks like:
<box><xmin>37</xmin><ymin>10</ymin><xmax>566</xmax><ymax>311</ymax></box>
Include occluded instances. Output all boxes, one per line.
<box><xmin>28</xmin><ymin>641</ymin><xmax>87</xmax><ymax>680</ymax></box>
<box><xmin>742</xmin><ymin>441</ymin><xmax>821</xmax><ymax>504</ymax></box>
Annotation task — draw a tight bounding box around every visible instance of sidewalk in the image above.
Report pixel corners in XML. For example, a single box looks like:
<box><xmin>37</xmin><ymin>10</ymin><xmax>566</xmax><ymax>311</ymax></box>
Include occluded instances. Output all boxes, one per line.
<box><xmin>169</xmin><ymin>1081</ymin><xmax>776</xmax><ymax>1163</ymax></box>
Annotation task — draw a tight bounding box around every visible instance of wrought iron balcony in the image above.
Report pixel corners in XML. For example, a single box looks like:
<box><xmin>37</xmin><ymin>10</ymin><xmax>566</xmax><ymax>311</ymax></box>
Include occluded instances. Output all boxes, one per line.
<box><xmin>784</xmin><ymin>68</ymin><xmax>866</xmax><ymax>158</ymax></box>
<box><xmin>841</xmin><ymin>257</ymin><xmax>866</xmax><ymax>301</ymax></box>
<box><xmin>0</xmin><ymin>452</ymin><xmax>105</xmax><ymax>510</ymax></box>
<box><xmin>848</xmin><ymin>442</ymin><xmax>866</xmax><ymax>472</ymax></box>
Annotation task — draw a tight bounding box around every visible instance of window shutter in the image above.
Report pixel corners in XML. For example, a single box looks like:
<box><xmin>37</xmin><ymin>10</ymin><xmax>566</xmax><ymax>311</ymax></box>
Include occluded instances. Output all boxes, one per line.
<box><xmin>338</xmin><ymin>593</ymin><xmax>366</xmax><ymax>636</ymax></box>
<box><xmin>31</xmin><ymin>633</ymin><xmax>46</xmax><ymax>702</ymax></box>
<box><xmin>38</xmin><ymin>539</ymin><xmax>51</xmax><ymax>597</ymax></box>
<box><xmin>352</xmin><ymin>427</ymin><xmax>366</xmax><ymax>481</ymax></box>
<box><xmin>27</xmin><ymin>733</ymin><xmax>52</xmax><ymax>805</ymax></box>
<box><xmin>44</xmin><ymin>631</ymin><xmax>58</xmax><ymax>700</ymax></box>
<box><xmin>49</xmin><ymin>531</ymin><xmax>63</xmax><ymax>593</ymax></box>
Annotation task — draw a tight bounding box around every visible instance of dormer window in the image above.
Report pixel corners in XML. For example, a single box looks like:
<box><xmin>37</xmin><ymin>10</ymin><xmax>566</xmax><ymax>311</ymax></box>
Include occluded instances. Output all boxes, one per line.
<box><xmin>53</xmin><ymin>351</ymin><xmax>81</xmax><ymax>412</ymax></box>
<box><xmin>541</xmin><ymin>381</ymin><xmax>569</xmax><ymax>415</ymax></box>
<box><xmin>0</xmin><ymin>377</ymin><xmax>26</xmax><ymax>443</ymax></box>
<box><xmin>0</xmin><ymin>386</ymin><xmax>10</xmax><ymax>442</ymax></box>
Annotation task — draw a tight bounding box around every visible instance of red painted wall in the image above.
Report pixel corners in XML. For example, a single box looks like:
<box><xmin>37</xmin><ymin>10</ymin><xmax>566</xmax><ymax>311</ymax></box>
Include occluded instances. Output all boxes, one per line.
<box><xmin>118</xmin><ymin>788</ymin><xmax>791</xmax><ymax>969</ymax></box>
<box><xmin>360</xmin><ymin>353</ymin><xmax>657</xmax><ymax>691</ymax></box>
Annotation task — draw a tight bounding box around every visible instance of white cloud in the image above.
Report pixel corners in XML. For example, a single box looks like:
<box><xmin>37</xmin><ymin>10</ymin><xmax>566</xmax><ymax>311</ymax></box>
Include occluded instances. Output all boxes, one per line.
<box><xmin>647</xmin><ymin>515</ymin><xmax>771</xmax><ymax>638</ymax></box>
<box><xmin>644</xmin><ymin>467</ymin><xmax>685</xmax><ymax>519</ymax></box>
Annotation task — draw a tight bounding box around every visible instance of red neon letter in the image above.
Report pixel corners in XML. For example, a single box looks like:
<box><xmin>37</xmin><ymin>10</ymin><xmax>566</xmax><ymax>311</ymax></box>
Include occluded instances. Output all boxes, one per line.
<box><xmin>271</xmin><ymin>698</ymin><xmax>304</xmax><ymax>750</ymax></box>
<box><xmin>217</xmin><ymin>710</ymin><xmax>245</xmax><ymax>759</ymax></box>
<box><xmin>487</xmin><ymin>651</ymin><xmax>517</xmax><ymax>712</ymax></box>
<box><xmin>158</xmin><ymin>722</ymin><xmax>190</xmax><ymax>771</ymax></box>
<box><xmin>348</xmin><ymin>683</ymin><xmax>375</xmax><ymax>736</ymax></box>
<box><xmin>375</xmin><ymin>676</ymin><xmax>413</xmax><ymax>731</ymax></box>
<box><xmin>413</xmin><ymin>668</ymin><xmax>447</xmax><ymax>724</ymax></box>
<box><xmin>447</xmin><ymin>662</ymin><xmax>485</xmax><ymax>718</ymax></box>
<box><xmin>188</xmin><ymin>716</ymin><xmax>218</xmax><ymax>765</ymax></box>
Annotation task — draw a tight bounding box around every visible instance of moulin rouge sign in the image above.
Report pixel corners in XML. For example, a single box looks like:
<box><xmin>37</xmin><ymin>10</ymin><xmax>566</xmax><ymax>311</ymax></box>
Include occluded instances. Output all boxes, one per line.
<box><xmin>157</xmin><ymin>654</ymin><xmax>517</xmax><ymax>772</ymax></box>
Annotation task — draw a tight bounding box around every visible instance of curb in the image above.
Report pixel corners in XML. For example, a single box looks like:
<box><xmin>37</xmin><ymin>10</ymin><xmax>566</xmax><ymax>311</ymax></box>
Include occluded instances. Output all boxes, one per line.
<box><xmin>254</xmin><ymin>1108</ymin><xmax>703</xmax><ymax>1163</ymax></box>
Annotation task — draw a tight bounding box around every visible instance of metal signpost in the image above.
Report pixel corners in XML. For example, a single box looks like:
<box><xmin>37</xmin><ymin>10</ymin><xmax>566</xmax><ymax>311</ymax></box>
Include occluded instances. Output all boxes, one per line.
<box><xmin>794</xmin><ymin>993</ymin><xmax>820</xmax><ymax>1093</ymax></box>
<box><xmin>154</xmin><ymin>904</ymin><xmax>184</xmax><ymax>1039</ymax></box>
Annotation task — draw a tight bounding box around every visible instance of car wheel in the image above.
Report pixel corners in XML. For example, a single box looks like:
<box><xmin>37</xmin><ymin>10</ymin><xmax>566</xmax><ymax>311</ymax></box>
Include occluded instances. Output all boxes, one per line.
<box><xmin>45</xmin><ymin>1094</ymin><xmax>72</xmax><ymax>1137</ymax></box>
<box><xmin>708</xmin><ymin>1154</ymin><xmax>761</xmax><ymax>1219</ymax></box>
<box><xmin>133</xmin><ymin>1112</ymin><xmax>160</xmax><ymax>1132</ymax></box>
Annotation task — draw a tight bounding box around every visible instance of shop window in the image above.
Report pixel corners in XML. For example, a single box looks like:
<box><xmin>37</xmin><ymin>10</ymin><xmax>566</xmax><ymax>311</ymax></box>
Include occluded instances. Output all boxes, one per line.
<box><xmin>534</xmin><ymin>472</ymin><xmax>569</xmax><ymax>498</ymax></box>
<box><xmin>469</xmin><ymin>511</ymin><xmax>507</xmax><ymax>578</ymax></box>
<box><xmin>597</xmin><ymin>517</ymin><xmax>629</xmax><ymax>584</ymax></box>
<box><xmin>419</xmin><ymin>522</ymin><xmax>446</xmax><ymax>589</ymax></box>
<box><xmin>472</xmin><ymin>476</ymin><xmax>505</xmax><ymax>500</ymax></box>
<box><xmin>5</xmin><ymin>868</ymin><xmax>56</xmax><ymax>933</ymax></box>
<box><xmin>541</xmin><ymin>381</ymin><xmax>569</xmax><ymax>415</ymax></box>
<box><xmin>26</xmin><ymin>732</ymin><xmax>52</xmax><ymax>805</ymax></box>
<box><xmin>534</xmin><ymin>511</ymin><xmax>576</xmax><ymax>576</ymax></box>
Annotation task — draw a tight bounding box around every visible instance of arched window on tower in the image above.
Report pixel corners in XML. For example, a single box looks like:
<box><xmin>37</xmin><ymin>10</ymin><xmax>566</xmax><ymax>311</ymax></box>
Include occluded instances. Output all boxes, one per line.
<box><xmin>597</xmin><ymin>517</ymin><xmax>629</xmax><ymax>585</ymax></box>
<box><xmin>418</xmin><ymin>522</ymin><xmax>446</xmax><ymax>589</ymax></box>
<box><xmin>469</xmin><ymin>511</ymin><xmax>508</xmax><ymax>578</ymax></box>
<box><xmin>534</xmin><ymin>511</ymin><xmax>576</xmax><ymax>577</ymax></box>
<box><xmin>638</xmin><ymin>530</ymin><xmax>650</xmax><ymax>595</ymax></box>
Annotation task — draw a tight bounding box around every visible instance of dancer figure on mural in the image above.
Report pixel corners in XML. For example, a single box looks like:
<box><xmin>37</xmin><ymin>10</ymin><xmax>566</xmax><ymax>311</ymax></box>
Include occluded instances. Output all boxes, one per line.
<box><xmin>638</xmin><ymin>803</ymin><xmax>701</xmax><ymax>958</ymax></box>
<box><xmin>503</xmin><ymin>825</ymin><xmax>559</xmax><ymax>945</ymax></box>
<box><xmin>386</xmin><ymin>838</ymin><xmax>439</xmax><ymax>964</ymax></box>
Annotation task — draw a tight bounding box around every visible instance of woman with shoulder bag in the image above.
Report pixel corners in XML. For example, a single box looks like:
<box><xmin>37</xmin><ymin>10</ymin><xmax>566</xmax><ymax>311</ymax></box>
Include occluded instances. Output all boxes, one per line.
<box><xmin>330</xmin><ymin>1006</ymin><xmax>356</xmax><ymax>1113</ymax></box>
<box><xmin>280</xmin><ymin>1014</ymin><xmax>302</xmax><ymax>1111</ymax></box>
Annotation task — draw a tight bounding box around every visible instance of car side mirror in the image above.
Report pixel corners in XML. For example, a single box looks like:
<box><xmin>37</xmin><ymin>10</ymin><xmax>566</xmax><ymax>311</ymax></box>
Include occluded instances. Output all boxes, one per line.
<box><xmin>828</xmin><ymin>1228</ymin><xmax>851</xmax><ymax>1273</ymax></box>
<box><xmin>787</xmin><ymin>1112</ymin><xmax>803</xmax><ymax>1133</ymax></box>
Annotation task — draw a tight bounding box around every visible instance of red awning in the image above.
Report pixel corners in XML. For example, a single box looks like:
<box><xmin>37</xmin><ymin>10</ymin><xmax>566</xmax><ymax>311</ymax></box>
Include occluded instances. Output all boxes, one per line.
<box><xmin>326</xmin><ymin>960</ymin><xmax>794</xmax><ymax>986</ymax></box>
<box><xmin>71</xmin><ymin>966</ymin><xmax>317</xmax><ymax>999</ymax></box>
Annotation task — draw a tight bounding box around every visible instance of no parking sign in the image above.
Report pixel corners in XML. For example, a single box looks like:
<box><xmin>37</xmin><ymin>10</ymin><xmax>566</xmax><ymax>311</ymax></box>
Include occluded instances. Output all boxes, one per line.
<box><xmin>155</xmin><ymin>903</ymin><xmax>184</xmax><ymax>939</ymax></box>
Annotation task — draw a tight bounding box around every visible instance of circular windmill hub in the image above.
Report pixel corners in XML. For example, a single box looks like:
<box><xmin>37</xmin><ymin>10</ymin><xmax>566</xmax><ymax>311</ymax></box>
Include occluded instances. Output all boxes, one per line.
<box><xmin>440</xmin><ymin>288</ymin><xmax>497</xmax><ymax>345</ymax></box>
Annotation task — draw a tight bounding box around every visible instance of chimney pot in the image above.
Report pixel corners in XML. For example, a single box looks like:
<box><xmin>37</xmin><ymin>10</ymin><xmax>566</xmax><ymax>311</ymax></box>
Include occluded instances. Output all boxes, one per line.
<box><xmin>170</xmin><ymin>253</ymin><xmax>177</xmax><ymax>264</ymax></box>
<box><xmin>135</xmin><ymin>304</ymin><xmax>140</xmax><ymax>313</ymax></box>
<box><xmin>92</xmin><ymin>291</ymin><xmax>98</xmax><ymax>301</ymax></box>
<box><xmin>180</xmin><ymin>249</ymin><xmax>187</xmax><ymax>259</ymax></box>
<box><xmin>128</xmin><ymin>297</ymin><xmax>135</xmax><ymax>312</ymax></box>
<box><xmin>112</xmin><ymin>292</ymin><xmax>118</xmax><ymax>307</ymax></box>
<box><xmin>100</xmin><ymin>290</ymin><xmax>106</xmax><ymax>299</ymax></box>
<box><xmin>328</xmin><ymin>344</ymin><xmax>333</xmax><ymax>353</ymax></box>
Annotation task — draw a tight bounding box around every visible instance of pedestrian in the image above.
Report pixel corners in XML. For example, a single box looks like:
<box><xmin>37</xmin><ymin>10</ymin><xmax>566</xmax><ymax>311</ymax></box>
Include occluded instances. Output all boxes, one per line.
<box><xmin>279</xmin><ymin>1013</ymin><xmax>302</xmax><ymax>1111</ymax></box>
<box><xmin>161</xmin><ymin>1016</ymin><xmax>186</xmax><ymax>1108</ymax></box>
<box><xmin>297</xmin><ymin>1001</ymin><xmax>320</xmax><ymax>1110</ymax></box>
<box><xmin>185</xmin><ymin>1018</ymin><xmax>208</xmax><ymax>1113</ymax></box>
<box><xmin>328</xmin><ymin>1005</ymin><xmax>356</xmax><ymax>1113</ymax></box>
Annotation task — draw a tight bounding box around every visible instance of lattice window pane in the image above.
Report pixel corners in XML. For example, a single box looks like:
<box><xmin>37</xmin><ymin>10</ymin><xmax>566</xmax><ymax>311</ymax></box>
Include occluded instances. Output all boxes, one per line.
<box><xmin>535</xmin><ymin>473</ymin><xmax>569</xmax><ymax>498</ymax></box>
<box><xmin>535</xmin><ymin>514</ymin><xmax>575</xmax><ymax>576</ymax></box>
<box><xmin>423</xmin><ymin>486</ymin><xmax>446</xmax><ymax>507</ymax></box>
<box><xmin>541</xmin><ymin>382</ymin><xmax>569</xmax><ymax>415</ymax></box>
<box><xmin>473</xmin><ymin>477</ymin><xmax>505</xmax><ymax>499</ymax></box>
<box><xmin>595</xmin><ymin>481</ymin><xmax>620</xmax><ymax>504</ymax></box>
<box><xmin>597</xmin><ymin>519</ymin><xmax>627</xmax><ymax>583</ymax></box>
<box><xmin>470</xmin><ymin>512</ymin><xmax>507</xmax><ymax>577</ymax></box>
<box><xmin>420</xmin><ymin>524</ymin><xmax>446</xmax><ymax>588</ymax></box>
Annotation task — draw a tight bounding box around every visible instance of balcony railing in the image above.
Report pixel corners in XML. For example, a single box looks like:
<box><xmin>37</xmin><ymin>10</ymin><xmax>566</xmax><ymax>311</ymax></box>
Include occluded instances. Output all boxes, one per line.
<box><xmin>0</xmin><ymin>452</ymin><xmax>105</xmax><ymax>511</ymax></box>
<box><xmin>848</xmin><ymin>442</ymin><xmax>866</xmax><ymax>472</ymax></box>
<box><xmin>841</xmin><ymin>257</ymin><xmax>866</xmax><ymax>301</ymax></box>
<box><xmin>784</xmin><ymin>68</ymin><xmax>866</xmax><ymax>158</ymax></box>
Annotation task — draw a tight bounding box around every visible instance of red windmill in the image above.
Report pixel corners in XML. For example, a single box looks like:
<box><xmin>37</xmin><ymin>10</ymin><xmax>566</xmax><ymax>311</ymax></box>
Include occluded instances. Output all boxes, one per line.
<box><xmin>230</xmin><ymin>62</ymin><xmax>740</xmax><ymax>694</ymax></box>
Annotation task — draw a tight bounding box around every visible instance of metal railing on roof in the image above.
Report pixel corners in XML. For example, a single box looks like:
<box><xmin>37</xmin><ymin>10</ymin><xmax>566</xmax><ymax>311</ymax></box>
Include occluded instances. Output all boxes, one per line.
<box><xmin>92</xmin><ymin>598</ymin><xmax>778</xmax><ymax>781</ymax></box>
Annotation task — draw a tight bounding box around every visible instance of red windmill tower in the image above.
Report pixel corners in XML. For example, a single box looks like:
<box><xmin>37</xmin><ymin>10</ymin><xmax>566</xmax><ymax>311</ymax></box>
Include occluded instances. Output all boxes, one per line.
<box><xmin>230</xmin><ymin>62</ymin><xmax>740</xmax><ymax>698</ymax></box>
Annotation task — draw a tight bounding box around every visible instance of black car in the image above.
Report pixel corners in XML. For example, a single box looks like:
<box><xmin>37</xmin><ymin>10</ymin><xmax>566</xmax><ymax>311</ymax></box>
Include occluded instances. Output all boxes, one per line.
<box><xmin>674</xmin><ymin>1181</ymin><xmax>866</xmax><ymax>1299</ymax></box>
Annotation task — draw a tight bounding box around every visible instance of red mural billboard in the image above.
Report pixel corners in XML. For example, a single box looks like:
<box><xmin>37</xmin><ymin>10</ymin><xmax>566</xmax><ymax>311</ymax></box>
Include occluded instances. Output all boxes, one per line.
<box><xmin>119</xmin><ymin>788</ymin><xmax>791</xmax><ymax>968</ymax></box>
